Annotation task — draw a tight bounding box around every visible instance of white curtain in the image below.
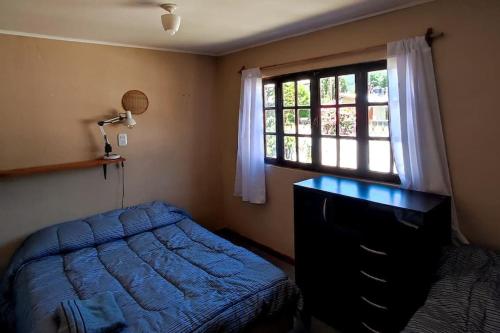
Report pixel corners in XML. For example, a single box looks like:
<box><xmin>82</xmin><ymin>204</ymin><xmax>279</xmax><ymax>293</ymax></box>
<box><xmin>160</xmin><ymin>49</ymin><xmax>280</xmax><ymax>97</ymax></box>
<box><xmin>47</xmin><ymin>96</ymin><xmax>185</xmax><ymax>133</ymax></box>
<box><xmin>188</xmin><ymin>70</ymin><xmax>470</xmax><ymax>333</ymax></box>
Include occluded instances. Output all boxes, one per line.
<box><xmin>387</xmin><ymin>36</ymin><xmax>466</xmax><ymax>242</ymax></box>
<box><xmin>234</xmin><ymin>68</ymin><xmax>266</xmax><ymax>204</ymax></box>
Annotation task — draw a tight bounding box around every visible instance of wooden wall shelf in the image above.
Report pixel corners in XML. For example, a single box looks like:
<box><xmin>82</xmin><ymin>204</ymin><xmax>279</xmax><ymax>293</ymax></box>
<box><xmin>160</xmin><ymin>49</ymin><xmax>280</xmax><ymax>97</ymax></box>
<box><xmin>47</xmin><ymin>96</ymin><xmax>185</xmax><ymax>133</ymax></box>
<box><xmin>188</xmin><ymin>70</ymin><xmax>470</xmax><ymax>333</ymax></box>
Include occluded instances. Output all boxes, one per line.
<box><xmin>0</xmin><ymin>158</ymin><xmax>126</xmax><ymax>179</ymax></box>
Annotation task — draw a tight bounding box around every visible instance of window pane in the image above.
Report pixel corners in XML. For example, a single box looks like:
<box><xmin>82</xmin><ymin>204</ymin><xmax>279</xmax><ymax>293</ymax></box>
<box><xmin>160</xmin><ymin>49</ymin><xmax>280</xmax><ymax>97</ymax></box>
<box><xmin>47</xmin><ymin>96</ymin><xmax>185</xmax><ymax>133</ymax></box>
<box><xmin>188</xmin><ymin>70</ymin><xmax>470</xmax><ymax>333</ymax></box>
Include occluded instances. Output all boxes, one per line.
<box><xmin>321</xmin><ymin>108</ymin><xmax>336</xmax><ymax>135</ymax></box>
<box><xmin>368</xmin><ymin>70</ymin><xmax>388</xmax><ymax>103</ymax></box>
<box><xmin>368</xmin><ymin>106</ymin><xmax>389</xmax><ymax>137</ymax></box>
<box><xmin>262</xmin><ymin>65</ymin><xmax>393</xmax><ymax>182</ymax></box>
<box><xmin>298</xmin><ymin>109</ymin><xmax>311</xmax><ymax>134</ymax></box>
<box><xmin>265</xmin><ymin>109</ymin><xmax>276</xmax><ymax>133</ymax></box>
<box><xmin>297</xmin><ymin>79</ymin><xmax>310</xmax><ymax>106</ymax></box>
<box><xmin>369</xmin><ymin>140</ymin><xmax>391</xmax><ymax>173</ymax></box>
<box><xmin>265</xmin><ymin>135</ymin><xmax>277</xmax><ymax>158</ymax></box>
<box><xmin>339</xmin><ymin>107</ymin><xmax>356</xmax><ymax>137</ymax></box>
<box><xmin>284</xmin><ymin>136</ymin><xmax>297</xmax><ymax>161</ymax></box>
<box><xmin>340</xmin><ymin>139</ymin><xmax>357</xmax><ymax>169</ymax></box>
<box><xmin>339</xmin><ymin>74</ymin><xmax>356</xmax><ymax>104</ymax></box>
<box><xmin>321</xmin><ymin>137</ymin><xmax>337</xmax><ymax>167</ymax></box>
<box><xmin>320</xmin><ymin>77</ymin><xmax>336</xmax><ymax>105</ymax></box>
<box><xmin>283</xmin><ymin>82</ymin><xmax>295</xmax><ymax>107</ymax></box>
<box><xmin>283</xmin><ymin>109</ymin><xmax>296</xmax><ymax>134</ymax></box>
<box><xmin>298</xmin><ymin>137</ymin><xmax>312</xmax><ymax>163</ymax></box>
<box><xmin>264</xmin><ymin>83</ymin><xmax>275</xmax><ymax>107</ymax></box>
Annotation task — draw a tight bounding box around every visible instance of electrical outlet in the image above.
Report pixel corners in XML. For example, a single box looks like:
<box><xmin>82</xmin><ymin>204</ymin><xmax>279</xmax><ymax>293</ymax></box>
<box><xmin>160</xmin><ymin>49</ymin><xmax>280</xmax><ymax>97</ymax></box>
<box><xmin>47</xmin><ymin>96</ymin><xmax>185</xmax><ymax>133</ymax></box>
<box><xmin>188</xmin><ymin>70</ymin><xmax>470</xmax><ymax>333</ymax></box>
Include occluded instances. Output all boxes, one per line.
<box><xmin>118</xmin><ymin>133</ymin><xmax>128</xmax><ymax>146</ymax></box>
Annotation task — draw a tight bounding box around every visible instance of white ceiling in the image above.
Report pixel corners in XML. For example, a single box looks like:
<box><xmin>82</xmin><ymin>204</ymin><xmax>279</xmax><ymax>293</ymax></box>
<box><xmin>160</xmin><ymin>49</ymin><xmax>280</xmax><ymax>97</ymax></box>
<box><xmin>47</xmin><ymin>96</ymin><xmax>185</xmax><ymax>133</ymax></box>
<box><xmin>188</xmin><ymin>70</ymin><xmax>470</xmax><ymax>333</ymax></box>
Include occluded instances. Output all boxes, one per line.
<box><xmin>0</xmin><ymin>0</ymin><xmax>431</xmax><ymax>55</ymax></box>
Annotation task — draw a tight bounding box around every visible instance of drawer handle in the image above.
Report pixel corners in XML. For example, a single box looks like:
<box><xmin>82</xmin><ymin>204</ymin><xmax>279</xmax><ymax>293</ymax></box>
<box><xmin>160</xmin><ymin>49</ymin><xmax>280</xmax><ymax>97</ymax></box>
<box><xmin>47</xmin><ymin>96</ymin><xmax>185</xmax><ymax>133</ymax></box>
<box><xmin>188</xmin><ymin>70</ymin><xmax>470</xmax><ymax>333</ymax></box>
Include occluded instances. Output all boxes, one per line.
<box><xmin>361</xmin><ymin>296</ymin><xmax>388</xmax><ymax>311</ymax></box>
<box><xmin>360</xmin><ymin>244</ymin><xmax>388</xmax><ymax>256</ymax></box>
<box><xmin>400</xmin><ymin>219</ymin><xmax>419</xmax><ymax>230</ymax></box>
<box><xmin>322</xmin><ymin>198</ymin><xmax>327</xmax><ymax>222</ymax></box>
<box><xmin>360</xmin><ymin>270</ymin><xmax>387</xmax><ymax>283</ymax></box>
<box><xmin>361</xmin><ymin>321</ymin><xmax>382</xmax><ymax>333</ymax></box>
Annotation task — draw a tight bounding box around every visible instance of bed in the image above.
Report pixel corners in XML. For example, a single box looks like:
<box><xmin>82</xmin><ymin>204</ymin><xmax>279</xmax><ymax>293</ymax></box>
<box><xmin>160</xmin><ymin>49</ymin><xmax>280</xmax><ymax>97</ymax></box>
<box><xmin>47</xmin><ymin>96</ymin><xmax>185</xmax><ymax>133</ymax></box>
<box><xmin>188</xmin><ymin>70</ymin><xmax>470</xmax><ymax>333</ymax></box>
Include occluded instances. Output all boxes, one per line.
<box><xmin>403</xmin><ymin>245</ymin><xmax>500</xmax><ymax>333</ymax></box>
<box><xmin>0</xmin><ymin>201</ymin><xmax>300</xmax><ymax>333</ymax></box>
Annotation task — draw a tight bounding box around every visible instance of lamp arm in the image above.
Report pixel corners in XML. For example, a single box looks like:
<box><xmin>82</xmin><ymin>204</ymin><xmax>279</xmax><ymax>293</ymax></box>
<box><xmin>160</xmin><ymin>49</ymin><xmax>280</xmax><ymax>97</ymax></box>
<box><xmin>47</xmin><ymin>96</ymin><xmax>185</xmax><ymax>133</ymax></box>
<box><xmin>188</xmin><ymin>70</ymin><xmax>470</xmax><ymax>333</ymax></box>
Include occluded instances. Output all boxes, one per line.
<box><xmin>98</xmin><ymin>123</ymin><xmax>114</xmax><ymax>156</ymax></box>
<box><xmin>97</xmin><ymin>114</ymin><xmax>126</xmax><ymax>126</ymax></box>
<box><xmin>96</xmin><ymin>112</ymin><xmax>134</xmax><ymax>159</ymax></box>
<box><xmin>98</xmin><ymin>125</ymin><xmax>110</xmax><ymax>143</ymax></box>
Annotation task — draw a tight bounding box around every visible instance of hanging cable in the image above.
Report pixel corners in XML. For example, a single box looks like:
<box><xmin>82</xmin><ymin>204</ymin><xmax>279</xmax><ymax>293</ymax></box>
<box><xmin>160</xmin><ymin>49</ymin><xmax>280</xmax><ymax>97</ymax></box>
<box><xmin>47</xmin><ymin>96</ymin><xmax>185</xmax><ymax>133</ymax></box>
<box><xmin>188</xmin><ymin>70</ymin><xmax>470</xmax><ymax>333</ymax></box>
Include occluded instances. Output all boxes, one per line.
<box><xmin>121</xmin><ymin>161</ymin><xmax>125</xmax><ymax>209</ymax></box>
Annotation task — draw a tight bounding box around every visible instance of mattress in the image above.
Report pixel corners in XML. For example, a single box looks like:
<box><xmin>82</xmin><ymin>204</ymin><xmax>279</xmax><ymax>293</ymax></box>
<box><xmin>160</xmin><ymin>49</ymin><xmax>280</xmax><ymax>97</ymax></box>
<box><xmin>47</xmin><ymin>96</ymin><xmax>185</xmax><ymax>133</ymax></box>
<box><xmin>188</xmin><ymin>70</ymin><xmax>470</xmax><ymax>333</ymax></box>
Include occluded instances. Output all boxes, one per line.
<box><xmin>0</xmin><ymin>202</ymin><xmax>299</xmax><ymax>333</ymax></box>
<box><xmin>403</xmin><ymin>245</ymin><xmax>500</xmax><ymax>333</ymax></box>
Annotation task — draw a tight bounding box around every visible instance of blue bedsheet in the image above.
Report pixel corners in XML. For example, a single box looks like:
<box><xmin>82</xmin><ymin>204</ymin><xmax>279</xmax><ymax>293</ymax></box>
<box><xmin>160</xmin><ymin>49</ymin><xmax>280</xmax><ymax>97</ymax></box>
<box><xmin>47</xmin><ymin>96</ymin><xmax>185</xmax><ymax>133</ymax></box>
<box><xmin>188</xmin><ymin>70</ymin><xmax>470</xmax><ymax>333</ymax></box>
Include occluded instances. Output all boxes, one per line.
<box><xmin>0</xmin><ymin>202</ymin><xmax>299</xmax><ymax>333</ymax></box>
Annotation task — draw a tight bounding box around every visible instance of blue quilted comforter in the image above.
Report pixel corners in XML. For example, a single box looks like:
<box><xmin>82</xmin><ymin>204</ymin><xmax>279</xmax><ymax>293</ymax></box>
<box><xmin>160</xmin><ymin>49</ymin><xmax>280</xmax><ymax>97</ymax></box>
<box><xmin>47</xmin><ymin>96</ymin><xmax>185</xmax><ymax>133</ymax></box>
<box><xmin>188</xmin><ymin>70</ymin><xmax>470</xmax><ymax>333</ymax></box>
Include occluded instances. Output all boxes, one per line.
<box><xmin>0</xmin><ymin>202</ymin><xmax>299</xmax><ymax>333</ymax></box>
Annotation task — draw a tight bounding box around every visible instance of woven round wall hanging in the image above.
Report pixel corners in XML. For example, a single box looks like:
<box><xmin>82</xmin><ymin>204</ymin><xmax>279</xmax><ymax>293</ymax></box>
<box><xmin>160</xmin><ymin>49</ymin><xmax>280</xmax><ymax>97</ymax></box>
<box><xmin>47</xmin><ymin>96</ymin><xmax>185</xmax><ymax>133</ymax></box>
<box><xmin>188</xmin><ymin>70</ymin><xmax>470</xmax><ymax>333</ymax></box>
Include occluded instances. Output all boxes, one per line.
<box><xmin>122</xmin><ymin>90</ymin><xmax>149</xmax><ymax>114</ymax></box>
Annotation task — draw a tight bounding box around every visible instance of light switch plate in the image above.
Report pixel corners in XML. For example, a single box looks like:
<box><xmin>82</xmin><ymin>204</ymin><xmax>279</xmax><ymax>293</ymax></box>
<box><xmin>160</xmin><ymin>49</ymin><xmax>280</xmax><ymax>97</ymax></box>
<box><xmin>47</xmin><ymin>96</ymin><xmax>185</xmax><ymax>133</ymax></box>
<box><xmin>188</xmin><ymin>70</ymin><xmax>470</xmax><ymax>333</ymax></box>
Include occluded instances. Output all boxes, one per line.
<box><xmin>118</xmin><ymin>133</ymin><xmax>127</xmax><ymax>146</ymax></box>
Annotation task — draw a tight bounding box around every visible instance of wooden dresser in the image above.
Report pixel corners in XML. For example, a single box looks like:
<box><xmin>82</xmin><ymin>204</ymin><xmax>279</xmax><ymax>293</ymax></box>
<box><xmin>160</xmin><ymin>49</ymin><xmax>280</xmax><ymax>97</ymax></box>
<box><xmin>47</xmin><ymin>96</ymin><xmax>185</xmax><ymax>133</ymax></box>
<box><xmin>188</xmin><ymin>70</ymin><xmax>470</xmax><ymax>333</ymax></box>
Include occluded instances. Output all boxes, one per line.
<box><xmin>294</xmin><ymin>176</ymin><xmax>450</xmax><ymax>333</ymax></box>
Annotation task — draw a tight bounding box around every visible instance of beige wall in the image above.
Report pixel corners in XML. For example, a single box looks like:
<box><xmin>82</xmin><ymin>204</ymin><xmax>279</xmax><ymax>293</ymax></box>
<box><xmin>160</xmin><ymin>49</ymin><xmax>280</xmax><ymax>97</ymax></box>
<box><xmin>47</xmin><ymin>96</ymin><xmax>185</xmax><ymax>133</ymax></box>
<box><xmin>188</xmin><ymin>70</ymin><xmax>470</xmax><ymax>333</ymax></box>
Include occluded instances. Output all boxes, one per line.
<box><xmin>215</xmin><ymin>0</ymin><xmax>500</xmax><ymax>258</ymax></box>
<box><xmin>0</xmin><ymin>35</ymin><xmax>222</xmax><ymax>270</ymax></box>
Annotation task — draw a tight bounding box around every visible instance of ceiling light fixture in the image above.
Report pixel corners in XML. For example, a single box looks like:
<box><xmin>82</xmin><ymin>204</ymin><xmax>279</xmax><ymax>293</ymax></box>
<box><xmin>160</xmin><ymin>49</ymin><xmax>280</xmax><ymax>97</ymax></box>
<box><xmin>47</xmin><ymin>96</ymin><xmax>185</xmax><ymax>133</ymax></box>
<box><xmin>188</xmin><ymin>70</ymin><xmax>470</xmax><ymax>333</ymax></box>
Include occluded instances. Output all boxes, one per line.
<box><xmin>160</xmin><ymin>3</ymin><xmax>181</xmax><ymax>36</ymax></box>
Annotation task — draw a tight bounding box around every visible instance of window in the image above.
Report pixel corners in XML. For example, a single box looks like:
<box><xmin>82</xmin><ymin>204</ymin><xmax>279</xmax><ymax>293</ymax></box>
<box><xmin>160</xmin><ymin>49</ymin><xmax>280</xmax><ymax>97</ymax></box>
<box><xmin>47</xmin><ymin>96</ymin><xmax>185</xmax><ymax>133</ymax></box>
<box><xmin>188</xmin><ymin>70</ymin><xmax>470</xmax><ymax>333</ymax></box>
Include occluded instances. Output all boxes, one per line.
<box><xmin>263</xmin><ymin>60</ymin><xmax>398</xmax><ymax>183</ymax></box>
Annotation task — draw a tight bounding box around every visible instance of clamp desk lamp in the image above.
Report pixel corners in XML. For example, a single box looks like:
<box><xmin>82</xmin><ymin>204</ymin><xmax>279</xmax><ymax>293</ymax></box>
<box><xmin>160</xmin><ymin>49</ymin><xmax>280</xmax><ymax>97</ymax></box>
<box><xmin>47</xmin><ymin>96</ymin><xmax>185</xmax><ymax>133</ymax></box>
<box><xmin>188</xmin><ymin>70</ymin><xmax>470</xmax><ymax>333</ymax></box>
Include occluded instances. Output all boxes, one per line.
<box><xmin>97</xmin><ymin>111</ymin><xmax>136</xmax><ymax>160</ymax></box>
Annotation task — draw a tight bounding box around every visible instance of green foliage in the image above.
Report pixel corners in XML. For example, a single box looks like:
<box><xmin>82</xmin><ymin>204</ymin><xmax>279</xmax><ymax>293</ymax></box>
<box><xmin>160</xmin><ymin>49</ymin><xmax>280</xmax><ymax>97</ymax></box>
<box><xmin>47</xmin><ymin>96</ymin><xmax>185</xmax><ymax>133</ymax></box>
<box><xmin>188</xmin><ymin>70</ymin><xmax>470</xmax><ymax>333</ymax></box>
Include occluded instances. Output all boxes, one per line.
<box><xmin>368</xmin><ymin>70</ymin><xmax>388</xmax><ymax>90</ymax></box>
<box><xmin>266</xmin><ymin>135</ymin><xmax>276</xmax><ymax>158</ymax></box>
<box><xmin>283</xmin><ymin>80</ymin><xmax>311</xmax><ymax>107</ymax></box>
<box><xmin>298</xmin><ymin>109</ymin><xmax>309</xmax><ymax>118</ymax></box>
<box><xmin>321</xmin><ymin>109</ymin><xmax>336</xmax><ymax>135</ymax></box>
<box><xmin>264</xmin><ymin>84</ymin><xmax>275</xmax><ymax>107</ymax></box>
<box><xmin>339</xmin><ymin>108</ymin><xmax>356</xmax><ymax>136</ymax></box>
<box><xmin>339</xmin><ymin>78</ymin><xmax>347</xmax><ymax>93</ymax></box>
<box><xmin>320</xmin><ymin>77</ymin><xmax>335</xmax><ymax>105</ymax></box>
<box><xmin>297</xmin><ymin>80</ymin><xmax>310</xmax><ymax>106</ymax></box>
<box><xmin>284</xmin><ymin>136</ymin><xmax>296</xmax><ymax>160</ymax></box>
<box><xmin>265</xmin><ymin>110</ymin><xmax>276</xmax><ymax>132</ymax></box>
<box><xmin>339</xmin><ymin>75</ymin><xmax>355</xmax><ymax>94</ymax></box>
<box><xmin>298</xmin><ymin>110</ymin><xmax>311</xmax><ymax>135</ymax></box>
<box><xmin>284</xmin><ymin>109</ymin><xmax>295</xmax><ymax>133</ymax></box>
<box><xmin>283</xmin><ymin>82</ymin><xmax>295</xmax><ymax>107</ymax></box>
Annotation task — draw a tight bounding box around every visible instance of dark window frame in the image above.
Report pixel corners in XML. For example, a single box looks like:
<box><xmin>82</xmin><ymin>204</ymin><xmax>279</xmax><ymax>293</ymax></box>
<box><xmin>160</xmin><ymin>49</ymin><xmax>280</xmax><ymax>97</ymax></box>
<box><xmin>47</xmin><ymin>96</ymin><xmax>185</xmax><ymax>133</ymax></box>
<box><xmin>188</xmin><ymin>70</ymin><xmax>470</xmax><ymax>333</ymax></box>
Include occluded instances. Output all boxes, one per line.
<box><xmin>263</xmin><ymin>60</ymin><xmax>399</xmax><ymax>184</ymax></box>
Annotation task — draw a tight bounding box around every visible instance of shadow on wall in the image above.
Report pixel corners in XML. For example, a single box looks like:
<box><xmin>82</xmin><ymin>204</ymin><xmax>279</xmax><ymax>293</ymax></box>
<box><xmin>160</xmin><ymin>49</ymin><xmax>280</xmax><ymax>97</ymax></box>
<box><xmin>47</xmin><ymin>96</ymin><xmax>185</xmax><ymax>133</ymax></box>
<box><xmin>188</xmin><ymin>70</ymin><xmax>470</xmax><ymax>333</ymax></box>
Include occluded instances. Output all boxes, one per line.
<box><xmin>0</xmin><ymin>236</ymin><xmax>24</xmax><ymax>275</ymax></box>
<box><xmin>79</xmin><ymin>108</ymin><xmax>124</xmax><ymax>155</ymax></box>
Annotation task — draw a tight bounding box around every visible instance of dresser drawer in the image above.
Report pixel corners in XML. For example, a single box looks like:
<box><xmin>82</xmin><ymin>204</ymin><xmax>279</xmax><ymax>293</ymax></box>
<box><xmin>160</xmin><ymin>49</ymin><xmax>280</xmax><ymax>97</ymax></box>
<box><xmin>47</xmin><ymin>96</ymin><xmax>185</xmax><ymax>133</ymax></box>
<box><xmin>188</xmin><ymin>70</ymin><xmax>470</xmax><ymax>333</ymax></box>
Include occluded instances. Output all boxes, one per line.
<box><xmin>360</xmin><ymin>320</ymin><xmax>386</xmax><ymax>333</ymax></box>
<box><xmin>359</xmin><ymin>243</ymin><xmax>391</xmax><ymax>280</ymax></box>
<box><xmin>360</xmin><ymin>269</ymin><xmax>390</xmax><ymax>304</ymax></box>
<box><xmin>359</xmin><ymin>295</ymin><xmax>393</xmax><ymax>333</ymax></box>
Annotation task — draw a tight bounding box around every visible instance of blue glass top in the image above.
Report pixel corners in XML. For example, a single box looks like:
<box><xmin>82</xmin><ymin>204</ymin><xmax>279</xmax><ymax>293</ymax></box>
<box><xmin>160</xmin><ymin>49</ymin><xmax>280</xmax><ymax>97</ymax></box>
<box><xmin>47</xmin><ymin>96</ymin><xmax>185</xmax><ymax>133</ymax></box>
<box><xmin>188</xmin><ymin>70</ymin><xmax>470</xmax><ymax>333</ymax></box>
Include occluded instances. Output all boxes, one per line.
<box><xmin>294</xmin><ymin>176</ymin><xmax>449</xmax><ymax>213</ymax></box>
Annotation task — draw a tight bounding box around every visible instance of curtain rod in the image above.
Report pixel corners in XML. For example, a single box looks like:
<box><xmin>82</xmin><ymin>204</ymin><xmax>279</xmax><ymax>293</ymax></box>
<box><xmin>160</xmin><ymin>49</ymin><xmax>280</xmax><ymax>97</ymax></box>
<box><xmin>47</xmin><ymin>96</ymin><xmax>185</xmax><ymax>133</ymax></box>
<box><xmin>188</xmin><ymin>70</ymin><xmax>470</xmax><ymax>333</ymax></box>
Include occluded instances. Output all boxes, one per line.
<box><xmin>238</xmin><ymin>28</ymin><xmax>444</xmax><ymax>74</ymax></box>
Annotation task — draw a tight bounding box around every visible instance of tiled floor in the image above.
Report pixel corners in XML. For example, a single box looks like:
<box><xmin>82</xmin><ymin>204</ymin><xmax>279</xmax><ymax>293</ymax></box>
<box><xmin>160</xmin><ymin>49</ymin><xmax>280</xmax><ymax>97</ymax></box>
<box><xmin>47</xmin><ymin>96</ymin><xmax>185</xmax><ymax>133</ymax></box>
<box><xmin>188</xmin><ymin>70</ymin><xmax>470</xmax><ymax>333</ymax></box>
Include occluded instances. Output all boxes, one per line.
<box><xmin>218</xmin><ymin>229</ymin><xmax>340</xmax><ymax>333</ymax></box>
